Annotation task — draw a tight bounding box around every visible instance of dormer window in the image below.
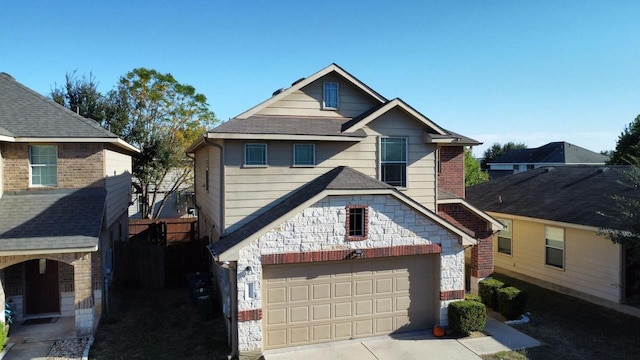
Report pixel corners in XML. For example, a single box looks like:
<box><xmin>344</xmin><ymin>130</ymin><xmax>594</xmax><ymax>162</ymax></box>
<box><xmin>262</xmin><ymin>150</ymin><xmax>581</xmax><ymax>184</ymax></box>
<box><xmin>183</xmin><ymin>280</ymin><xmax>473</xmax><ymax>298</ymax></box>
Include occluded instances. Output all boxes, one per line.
<box><xmin>323</xmin><ymin>82</ymin><xmax>339</xmax><ymax>109</ymax></box>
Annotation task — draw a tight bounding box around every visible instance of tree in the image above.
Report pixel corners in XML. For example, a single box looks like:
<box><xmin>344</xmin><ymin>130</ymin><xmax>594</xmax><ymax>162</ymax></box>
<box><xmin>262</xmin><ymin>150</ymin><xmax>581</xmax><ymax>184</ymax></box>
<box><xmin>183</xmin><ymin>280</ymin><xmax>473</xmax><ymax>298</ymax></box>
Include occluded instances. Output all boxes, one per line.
<box><xmin>481</xmin><ymin>142</ymin><xmax>527</xmax><ymax>170</ymax></box>
<box><xmin>465</xmin><ymin>147</ymin><xmax>489</xmax><ymax>186</ymax></box>
<box><xmin>109</xmin><ymin>68</ymin><xmax>218</xmax><ymax>218</ymax></box>
<box><xmin>607</xmin><ymin>115</ymin><xmax>640</xmax><ymax>165</ymax></box>
<box><xmin>51</xmin><ymin>70</ymin><xmax>107</xmax><ymax>123</ymax></box>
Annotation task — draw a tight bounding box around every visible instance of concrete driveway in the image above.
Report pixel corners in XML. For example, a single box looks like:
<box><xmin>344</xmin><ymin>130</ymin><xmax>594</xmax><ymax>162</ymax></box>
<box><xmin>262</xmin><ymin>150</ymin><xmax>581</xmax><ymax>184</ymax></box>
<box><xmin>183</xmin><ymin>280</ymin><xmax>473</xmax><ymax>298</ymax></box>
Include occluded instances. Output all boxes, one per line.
<box><xmin>264</xmin><ymin>318</ymin><xmax>540</xmax><ymax>360</ymax></box>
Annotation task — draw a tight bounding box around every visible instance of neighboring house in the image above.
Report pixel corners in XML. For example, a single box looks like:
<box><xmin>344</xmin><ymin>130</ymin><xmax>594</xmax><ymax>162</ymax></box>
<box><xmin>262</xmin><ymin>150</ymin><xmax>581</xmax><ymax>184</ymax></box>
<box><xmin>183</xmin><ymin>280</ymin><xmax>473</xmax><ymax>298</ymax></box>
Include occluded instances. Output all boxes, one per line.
<box><xmin>487</xmin><ymin>141</ymin><xmax>609</xmax><ymax>179</ymax></box>
<box><xmin>187</xmin><ymin>64</ymin><xmax>502</xmax><ymax>356</ymax></box>
<box><xmin>0</xmin><ymin>73</ymin><xmax>137</xmax><ymax>335</ymax></box>
<box><xmin>129</xmin><ymin>169</ymin><xmax>196</xmax><ymax>219</ymax></box>
<box><xmin>466</xmin><ymin>165</ymin><xmax>639</xmax><ymax>308</ymax></box>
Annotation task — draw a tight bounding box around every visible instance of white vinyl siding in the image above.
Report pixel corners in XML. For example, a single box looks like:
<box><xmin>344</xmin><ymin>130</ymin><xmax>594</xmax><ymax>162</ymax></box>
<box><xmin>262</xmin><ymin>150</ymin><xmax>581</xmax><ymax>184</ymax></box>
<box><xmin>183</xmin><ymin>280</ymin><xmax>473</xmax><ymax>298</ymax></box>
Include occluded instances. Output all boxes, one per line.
<box><xmin>380</xmin><ymin>137</ymin><xmax>408</xmax><ymax>187</ymax></box>
<box><xmin>293</xmin><ymin>144</ymin><xmax>315</xmax><ymax>166</ymax></box>
<box><xmin>29</xmin><ymin>145</ymin><xmax>57</xmax><ymax>186</ymax></box>
<box><xmin>323</xmin><ymin>82</ymin><xmax>339</xmax><ymax>109</ymax></box>
<box><xmin>245</xmin><ymin>143</ymin><xmax>267</xmax><ymax>166</ymax></box>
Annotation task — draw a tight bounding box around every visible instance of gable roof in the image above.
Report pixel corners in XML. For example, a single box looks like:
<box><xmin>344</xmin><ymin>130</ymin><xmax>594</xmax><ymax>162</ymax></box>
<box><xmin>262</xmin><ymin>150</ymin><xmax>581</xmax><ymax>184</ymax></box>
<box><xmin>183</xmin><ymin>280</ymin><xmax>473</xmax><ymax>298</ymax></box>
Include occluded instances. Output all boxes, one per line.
<box><xmin>0</xmin><ymin>72</ymin><xmax>137</xmax><ymax>152</ymax></box>
<box><xmin>235</xmin><ymin>63</ymin><xmax>387</xmax><ymax>120</ymax></box>
<box><xmin>210</xmin><ymin>166</ymin><xmax>476</xmax><ymax>261</ymax></box>
<box><xmin>489</xmin><ymin>142</ymin><xmax>609</xmax><ymax>165</ymax></box>
<box><xmin>0</xmin><ymin>188</ymin><xmax>105</xmax><ymax>254</ymax></box>
<box><xmin>466</xmin><ymin>165</ymin><xmax>633</xmax><ymax>231</ymax></box>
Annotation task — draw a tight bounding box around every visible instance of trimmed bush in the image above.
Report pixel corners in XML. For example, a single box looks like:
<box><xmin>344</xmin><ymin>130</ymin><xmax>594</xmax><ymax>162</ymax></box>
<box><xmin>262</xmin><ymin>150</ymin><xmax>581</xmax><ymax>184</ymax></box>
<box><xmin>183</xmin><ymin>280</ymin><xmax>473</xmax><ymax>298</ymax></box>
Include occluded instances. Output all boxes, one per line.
<box><xmin>465</xmin><ymin>294</ymin><xmax>482</xmax><ymax>303</ymax></box>
<box><xmin>497</xmin><ymin>286</ymin><xmax>528</xmax><ymax>320</ymax></box>
<box><xmin>0</xmin><ymin>322</ymin><xmax>6</xmax><ymax>350</ymax></box>
<box><xmin>479</xmin><ymin>278</ymin><xmax>505</xmax><ymax>309</ymax></box>
<box><xmin>448</xmin><ymin>300</ymin><xmax>487</xmax><ymax>336</ymax></box>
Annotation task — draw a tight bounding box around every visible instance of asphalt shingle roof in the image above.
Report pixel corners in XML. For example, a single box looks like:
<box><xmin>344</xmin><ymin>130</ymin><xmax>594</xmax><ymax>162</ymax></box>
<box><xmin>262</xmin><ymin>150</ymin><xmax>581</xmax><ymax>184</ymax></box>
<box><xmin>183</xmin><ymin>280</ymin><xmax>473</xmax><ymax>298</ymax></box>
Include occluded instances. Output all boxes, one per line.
<box><xmin>211</xmin><ymin>116</ymin><xmax>367</xmax><ymax>138</ymax></box>
<box><xmin>0</xmin><ymin>188</ymin><xmax>106</xmax><ymax>251</ymax></box>
<box><xmin>210</xmin><ymin>166</ymin><xmax>394</xmax><ymax>255</ymax></box>
<box><xmin>466</xmin><ymin>165</ymin><xmax>634</xmax><ymax>231</ymax></box>
<box><xmin>0</xmin><ymin>72</ymin><xmax>118</xmax><ymax>139</ymax></box>
<box><xmin>490</xmin><ymin>142</ymin><xmax>609</xmax><ymax>164</ymax></box>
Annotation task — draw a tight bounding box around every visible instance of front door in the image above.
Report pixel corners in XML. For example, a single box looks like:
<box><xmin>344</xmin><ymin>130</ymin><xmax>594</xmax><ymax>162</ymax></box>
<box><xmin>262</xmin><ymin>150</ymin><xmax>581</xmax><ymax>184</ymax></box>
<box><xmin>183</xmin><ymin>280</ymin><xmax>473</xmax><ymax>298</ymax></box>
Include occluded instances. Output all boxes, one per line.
<box><xmin>25</xmin><ymin>259</ymin><xmax>60</xmax><ymax>314</ymax></box>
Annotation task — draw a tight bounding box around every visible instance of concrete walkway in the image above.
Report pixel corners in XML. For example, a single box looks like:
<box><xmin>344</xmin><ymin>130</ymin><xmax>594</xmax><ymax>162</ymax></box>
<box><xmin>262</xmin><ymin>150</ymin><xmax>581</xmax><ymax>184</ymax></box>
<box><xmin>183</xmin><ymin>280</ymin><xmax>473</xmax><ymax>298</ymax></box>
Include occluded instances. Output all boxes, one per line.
<box><xmin>2</xmin><ymin>317</ymin><xmax>75</xmax><ymax>360</ymax></box>
<box><xmin>264</xmin><ymin>318</ymin><xmax>540</xmax><ymax>360</ymax></box>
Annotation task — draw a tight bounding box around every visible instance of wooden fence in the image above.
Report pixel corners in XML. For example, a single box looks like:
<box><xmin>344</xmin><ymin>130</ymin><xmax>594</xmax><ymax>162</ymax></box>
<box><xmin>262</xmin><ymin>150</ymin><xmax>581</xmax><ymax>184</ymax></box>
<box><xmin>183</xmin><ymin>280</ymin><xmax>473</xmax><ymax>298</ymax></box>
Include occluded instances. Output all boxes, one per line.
<box><xmin>114</xmin><ymin>218</ymin><xmax>206</xmax><ymax>289</ymax></box>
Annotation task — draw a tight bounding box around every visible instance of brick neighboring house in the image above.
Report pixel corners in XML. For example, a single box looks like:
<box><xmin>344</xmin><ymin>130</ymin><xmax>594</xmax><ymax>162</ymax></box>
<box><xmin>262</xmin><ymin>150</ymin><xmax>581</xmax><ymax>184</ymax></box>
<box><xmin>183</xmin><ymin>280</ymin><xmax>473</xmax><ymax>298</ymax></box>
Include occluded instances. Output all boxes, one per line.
<box><xmin>188</xmin><ymin>64</ymin><xmax>502</xmax><ymax>356</ymax></box>
<box><xmin>0</xmin><ymin>72</ymin><xmax>137</xmax><ymax>335</ymax></box>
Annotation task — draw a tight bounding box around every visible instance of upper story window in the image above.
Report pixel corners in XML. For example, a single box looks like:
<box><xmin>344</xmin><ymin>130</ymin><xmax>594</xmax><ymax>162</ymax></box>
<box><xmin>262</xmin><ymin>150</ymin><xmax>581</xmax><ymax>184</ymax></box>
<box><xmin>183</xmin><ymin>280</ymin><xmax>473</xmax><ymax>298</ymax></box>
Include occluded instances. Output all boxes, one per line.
<box><xmin>244</xmin><ymin>143</ymin><xmax>267</xmax><ymax>166</ymax></box>
<box><xmin>380</xmin><ymin>137</ymin><xmax>407</xmax><ymax>187</ymax></box>
<box><xmin>545</xmin><ymin>226</ymin><xmax>564</xmax><ymax>269</ymax></box>
<box><xmin>323</xmin><ymin>82</ymin><xmax>339</xmax><ymax>109</ymax></box>
<box><xmin>346</xmin><ymin>205</ymin><xmax>368</xmax><ymax>241</ymax></box>
<box><xmin>29</xmin><ymin>145</ymin><xmax>57</xmax><ymax>186</ymax></box>
<box><xmin>293</xmin><ymin>144</ymin><xmax>315</xmax><ymax>166</ymax></box>
<box><xmin>497</xmin><ymin>219</ymin><xmax>512</xmax><ymax>255</ymax></box>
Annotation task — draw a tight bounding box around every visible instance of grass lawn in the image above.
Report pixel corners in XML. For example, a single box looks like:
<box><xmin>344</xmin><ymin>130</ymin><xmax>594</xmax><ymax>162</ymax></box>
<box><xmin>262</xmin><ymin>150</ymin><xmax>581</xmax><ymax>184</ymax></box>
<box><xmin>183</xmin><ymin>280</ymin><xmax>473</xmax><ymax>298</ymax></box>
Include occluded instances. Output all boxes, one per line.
<box><xmin>89</xmin><ymin>287</ymin><xmax>229</xmax><ymax>359</ymax></box>
<box><xmin>481</xmin><ymin>274</ymin><xmax>640</xmax><ymax>360</ymax></box>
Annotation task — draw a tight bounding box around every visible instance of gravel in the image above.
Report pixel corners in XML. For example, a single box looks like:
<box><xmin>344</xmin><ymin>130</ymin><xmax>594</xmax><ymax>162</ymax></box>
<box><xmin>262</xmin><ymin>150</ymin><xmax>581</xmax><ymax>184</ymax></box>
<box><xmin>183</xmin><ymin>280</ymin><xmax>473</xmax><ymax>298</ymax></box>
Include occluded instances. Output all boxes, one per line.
<box><xmin>47</xmin><ymin>338</ymin><xmax>89</xmax><ymax>360</ymax></box>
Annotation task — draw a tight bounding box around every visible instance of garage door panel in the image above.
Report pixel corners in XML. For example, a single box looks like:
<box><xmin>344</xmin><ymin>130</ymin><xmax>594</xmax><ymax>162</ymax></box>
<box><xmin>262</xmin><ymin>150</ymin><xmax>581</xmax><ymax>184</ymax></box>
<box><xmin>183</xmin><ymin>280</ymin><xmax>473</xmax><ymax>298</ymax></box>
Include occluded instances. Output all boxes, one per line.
<box><xmin>263</xmin><ymin>256</ymin><xmax>436</xmax><ymax>350</ymax></box>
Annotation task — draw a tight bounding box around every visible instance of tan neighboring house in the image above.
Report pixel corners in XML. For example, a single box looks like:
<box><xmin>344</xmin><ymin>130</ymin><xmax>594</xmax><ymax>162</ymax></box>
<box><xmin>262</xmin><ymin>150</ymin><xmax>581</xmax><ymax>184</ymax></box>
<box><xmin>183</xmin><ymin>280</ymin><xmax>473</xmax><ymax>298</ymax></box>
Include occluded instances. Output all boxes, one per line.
<box><xmin>467</xmin><ymin>165</ymin><xmax>639</xmax><ymax>308</ymax></box>
<box><xmin>0</xmin><ymin>72</ymin><xmax>138</xmax><ymax>335</ymax></box>
<box><xmin>188</xmin><ymin>64</ymin><xmax>502</xmax><ymax>357</ymax></box>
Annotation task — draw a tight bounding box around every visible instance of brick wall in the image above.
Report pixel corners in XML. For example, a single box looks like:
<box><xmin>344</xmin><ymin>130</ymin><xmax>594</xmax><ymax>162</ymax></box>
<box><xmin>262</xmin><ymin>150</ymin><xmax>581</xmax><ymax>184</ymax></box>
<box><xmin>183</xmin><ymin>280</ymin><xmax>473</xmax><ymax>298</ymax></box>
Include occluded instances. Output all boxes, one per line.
<box><xmin>438</xmin><ymin>203</ymin><xmax>494</xmax><ymax>278</ymax></box>
<box><xmin>438</xmin><ymin>146</ymin><xmax>464</xmax><ymax>198</ymax></box>
<box><xmin>2</xmin><ymin>142</ymin><xmax>105</xmax><ymax>191</ymax></box>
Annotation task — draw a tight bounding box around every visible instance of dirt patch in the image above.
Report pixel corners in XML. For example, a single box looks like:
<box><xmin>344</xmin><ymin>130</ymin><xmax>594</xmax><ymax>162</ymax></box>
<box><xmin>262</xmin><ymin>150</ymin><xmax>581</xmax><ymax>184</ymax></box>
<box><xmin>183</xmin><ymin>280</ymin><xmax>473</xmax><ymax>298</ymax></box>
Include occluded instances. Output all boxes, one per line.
<box><xmin>89</xmin><ymin>287</ymin><xmax>229</xmax><ymax>359</ymax></box>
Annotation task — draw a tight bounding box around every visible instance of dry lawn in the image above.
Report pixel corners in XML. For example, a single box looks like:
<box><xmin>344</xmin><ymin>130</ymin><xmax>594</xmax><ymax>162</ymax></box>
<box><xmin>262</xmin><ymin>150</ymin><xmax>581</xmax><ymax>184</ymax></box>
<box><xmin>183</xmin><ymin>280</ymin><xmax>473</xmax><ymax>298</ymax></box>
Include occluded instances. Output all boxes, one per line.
<box><xmin>89</xmin><ymin>287</ymin><xmax>229</xmax><ymax>359</ymax></box>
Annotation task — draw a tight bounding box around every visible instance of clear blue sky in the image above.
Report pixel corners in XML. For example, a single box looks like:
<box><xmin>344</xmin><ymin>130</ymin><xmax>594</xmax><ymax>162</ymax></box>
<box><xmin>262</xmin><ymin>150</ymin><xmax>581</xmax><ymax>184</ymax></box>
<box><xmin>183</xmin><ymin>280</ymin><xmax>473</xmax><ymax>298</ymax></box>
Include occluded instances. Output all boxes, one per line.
<box><xmin>2</xmin><ymin>1</ymin><xmax>638</xmax><ymax>156</ymax></box>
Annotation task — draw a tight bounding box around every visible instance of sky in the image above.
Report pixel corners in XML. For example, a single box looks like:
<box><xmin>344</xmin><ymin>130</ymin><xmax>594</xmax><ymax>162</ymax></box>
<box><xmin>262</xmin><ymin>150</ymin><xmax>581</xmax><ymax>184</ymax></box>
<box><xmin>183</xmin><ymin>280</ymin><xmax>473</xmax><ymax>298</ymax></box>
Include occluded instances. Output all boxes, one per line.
<box><xmin>1</xmin><ymin>1</ymin><xmax>638</xmax><ymax>157</ymax></box>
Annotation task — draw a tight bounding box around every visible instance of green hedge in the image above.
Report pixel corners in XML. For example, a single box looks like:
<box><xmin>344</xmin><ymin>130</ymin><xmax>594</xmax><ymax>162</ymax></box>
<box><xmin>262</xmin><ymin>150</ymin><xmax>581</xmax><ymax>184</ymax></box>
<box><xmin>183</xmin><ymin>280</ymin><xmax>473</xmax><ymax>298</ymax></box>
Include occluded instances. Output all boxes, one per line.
<box><xmin>479</xmin><ymin>278</ymin><xmax>504</xmax><ymax>309</ymax></box>
<box><xmin>448</xmin><ymin>300</ymin><xmax>486</xmax><ymax>336</ymax></box>
<box><xmin>497</xmin><ymin>286</ymin><xmax>528</xmax><ymax>320</ymax></box>
<box><xmin>465</xmin><ymin>294</ymin><xmax>482</xmax><ymax>303</ymax></box>
<box><xmin>0</xmin><ymin>322</ymin><xmax>6</xmax><ymax>350</ymax></box>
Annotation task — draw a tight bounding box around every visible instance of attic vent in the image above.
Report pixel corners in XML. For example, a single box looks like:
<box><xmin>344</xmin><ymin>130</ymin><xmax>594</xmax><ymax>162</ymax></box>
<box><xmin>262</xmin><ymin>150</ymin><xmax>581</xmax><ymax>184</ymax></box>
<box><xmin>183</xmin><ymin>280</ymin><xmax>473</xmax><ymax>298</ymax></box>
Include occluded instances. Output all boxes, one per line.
<box><xmin>597</xmin><ymin>167</ymin><xmax>610</xmax><ymax>173</ymax></box>
<box><xmin>0</xmin><ymin>72</ymin><xmax>14</xmax><ymax>80</ymax></box>
<box><xmin>272</xmin><ymin>88</ymin><xmax>285</xmax><ymax>97</ymax></box>
<box><xmin>291</xmin><ymin>77</ymin><xmax>305</xmax><ymax>86</ymax></box>
<box><xmin>545</xmin><ymin>167</ymin><xmax>555</xmax><ymax>172</ymax></box>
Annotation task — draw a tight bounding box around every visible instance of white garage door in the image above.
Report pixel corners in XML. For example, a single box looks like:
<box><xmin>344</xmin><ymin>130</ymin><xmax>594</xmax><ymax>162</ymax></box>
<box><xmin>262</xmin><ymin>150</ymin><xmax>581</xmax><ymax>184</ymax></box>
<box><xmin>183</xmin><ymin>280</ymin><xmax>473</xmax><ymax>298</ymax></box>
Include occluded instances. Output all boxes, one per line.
<box><xmin>263</xmin><ymin>255</ymin><xmax>437</xmax><ymax>350</ymax></box>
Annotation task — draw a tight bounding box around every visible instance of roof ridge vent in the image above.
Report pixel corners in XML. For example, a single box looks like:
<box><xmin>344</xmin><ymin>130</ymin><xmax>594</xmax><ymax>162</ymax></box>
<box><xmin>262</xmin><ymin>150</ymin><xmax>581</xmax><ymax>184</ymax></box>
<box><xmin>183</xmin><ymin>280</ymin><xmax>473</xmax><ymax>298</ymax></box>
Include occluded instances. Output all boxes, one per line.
<box><xmin>545</xmin><ymin>167</ymin><xmax>555</xmax><ymax>172</ymax></box>
<box><xmin>271</xmin><ymin>88</ymin><xmax>285</xmax><ymax>97</ymax></box>
<box><xmin>597</xmin><ymin>167</ymin><xmax>609</xmax><ymax>173</ymax></box>
<box><xmin>291</xmin><ymin>77</ymin><xmax>305</xmax><ymax>86</ymax></box>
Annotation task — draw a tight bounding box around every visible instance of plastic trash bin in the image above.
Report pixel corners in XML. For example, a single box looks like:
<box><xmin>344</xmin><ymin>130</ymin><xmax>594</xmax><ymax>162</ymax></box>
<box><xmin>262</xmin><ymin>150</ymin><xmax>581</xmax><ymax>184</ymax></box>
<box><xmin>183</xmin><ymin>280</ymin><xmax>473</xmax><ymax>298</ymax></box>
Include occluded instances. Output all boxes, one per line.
<box><xmin>196</xmin><ymin>287</ymin><xmax>213</xmax><ymax>319</ymax></box>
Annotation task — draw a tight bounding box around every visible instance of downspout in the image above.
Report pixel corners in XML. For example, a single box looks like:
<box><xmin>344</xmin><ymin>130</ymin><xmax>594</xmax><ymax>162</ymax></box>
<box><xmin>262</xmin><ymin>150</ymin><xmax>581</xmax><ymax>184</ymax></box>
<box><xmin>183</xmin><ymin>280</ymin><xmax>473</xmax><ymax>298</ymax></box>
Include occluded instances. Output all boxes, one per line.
<box><xmin>204</xmin><ymin>138</ymin><xmax>225</xmax><ymax>234</ymax></box>
<box><xmin>229</xmin><ymin>261</ymin><xmax>239</xmax><ymax>359</ymax></box>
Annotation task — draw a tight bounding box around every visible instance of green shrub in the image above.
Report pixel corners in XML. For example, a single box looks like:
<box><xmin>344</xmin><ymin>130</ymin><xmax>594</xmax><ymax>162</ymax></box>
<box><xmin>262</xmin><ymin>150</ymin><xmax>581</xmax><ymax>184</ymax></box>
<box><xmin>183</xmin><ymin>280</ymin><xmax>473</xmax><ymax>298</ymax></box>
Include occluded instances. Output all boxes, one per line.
<box><xmin>479</xmin><ymin>278</ymin><xmax>505</xmax><ymax>309</ymax></box>
<box><xmin>465</xmin><ymin>294</ymin><xmax>482</xmax><ymax>302</ymax></box>
<box><xmin>0</xmin><ymin>322</ymin><xmax>6</xmax><ymax>349</ymax></box>
<box><xmin>448</xmin><ymin>300</ymin><xmax>486</xmax><ymax>336</ymax></box>
<box><xmin>497</xmin><ymin>286</ymin><xmax>528</xmax><ymax>320</ymax></box>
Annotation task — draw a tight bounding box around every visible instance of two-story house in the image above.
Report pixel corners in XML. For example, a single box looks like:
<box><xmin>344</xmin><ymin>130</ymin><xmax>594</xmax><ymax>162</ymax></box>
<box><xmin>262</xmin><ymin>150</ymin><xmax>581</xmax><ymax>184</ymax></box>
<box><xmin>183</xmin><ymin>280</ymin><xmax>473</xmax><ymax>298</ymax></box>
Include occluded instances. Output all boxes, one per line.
<box><xmin>0</xmin><ymin>72</ymin><xmax>137</xmax><ymax>336</ymax></box>
<box><xmin>187</xmin><ymin>64</ymin><xmax>502</xmax><ymax>357</ymax></box>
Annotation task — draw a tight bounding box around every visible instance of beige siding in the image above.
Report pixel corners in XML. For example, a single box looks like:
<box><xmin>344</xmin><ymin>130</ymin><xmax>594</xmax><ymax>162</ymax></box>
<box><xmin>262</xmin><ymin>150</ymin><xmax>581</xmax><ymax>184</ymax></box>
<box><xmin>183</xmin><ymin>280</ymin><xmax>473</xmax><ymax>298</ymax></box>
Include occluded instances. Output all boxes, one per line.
<box><xmin>223</xmin><ymin>109</ymin><xmax>437</xmax><ymax>232</ymax></box>
<box><xmin>492</xmin><ymin>215</ymin><xmax>622</xmax><ymax>303</ymax></box>
<box><xmin>194</xmin><ymin>144</ymin><xmax>223</xmax><ymax>238</ymax></box>
<box><xmin>104</xmin><ymin>149</ymin><xmax>132</xmax><ymax>228</ymax></box>
<box><xmin>256</xmin><ymin>73</ymin><xmax>380</xmax><ymax>118</ymax></box>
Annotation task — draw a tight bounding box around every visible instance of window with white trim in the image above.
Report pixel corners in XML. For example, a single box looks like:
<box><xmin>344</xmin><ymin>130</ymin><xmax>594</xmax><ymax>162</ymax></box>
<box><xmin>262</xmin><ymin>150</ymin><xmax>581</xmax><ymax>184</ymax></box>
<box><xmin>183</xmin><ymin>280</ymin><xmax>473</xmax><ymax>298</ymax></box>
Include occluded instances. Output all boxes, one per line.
<box><xmin>244</xmin><ymin>143</ymin><xmax>267</xmax><ymax>166</ymax></box>
<box><xmin>497</xmin><ymin>219</ymin><xmax>512</xmax><ymax>255</ymax></box>
<box><xmin>380</xmin><ymin>137</ymin><xmax>407</xmax><ymax>187</ymax></box>
<box><xmin>29</xmin><ymin>145</ymin><xmax>57</xmax><ymax>186</ymax></box>
<box><xmin>293</xmin><ymin>144</ymin><xmax>315</xmax><ymax>166</ymax></box>
<box><xmin>323</xmin><ymin>82</ymin><xmax>339</xmax><ymax>109</ymax></box>
<box><xmin>545</xmin><ymin>226</ymin><xmax>564</xmax><ymax>269</ymax></box>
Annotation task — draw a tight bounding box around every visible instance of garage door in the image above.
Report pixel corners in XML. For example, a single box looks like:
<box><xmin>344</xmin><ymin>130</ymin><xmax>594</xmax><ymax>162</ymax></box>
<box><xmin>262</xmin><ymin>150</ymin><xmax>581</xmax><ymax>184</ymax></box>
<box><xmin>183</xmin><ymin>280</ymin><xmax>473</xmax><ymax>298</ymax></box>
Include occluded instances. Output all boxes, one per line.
<box><xmin>263</xmin><ymin>255</ymin><xmax>437</xmax><ymax>349</ymax></box>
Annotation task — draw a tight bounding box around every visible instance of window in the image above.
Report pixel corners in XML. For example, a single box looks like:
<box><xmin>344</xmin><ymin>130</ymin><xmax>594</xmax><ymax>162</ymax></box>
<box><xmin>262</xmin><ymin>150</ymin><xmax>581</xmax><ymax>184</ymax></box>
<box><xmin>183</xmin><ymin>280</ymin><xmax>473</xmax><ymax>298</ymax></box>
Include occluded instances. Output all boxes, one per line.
<box><xmin>323</xmin><ymin>82</ymin><xmax>339</xmax><ymax>109</ymax></box>
<box><xmin>29</xmin><ymin>145</ymin><xmax>57</xmax><ymax>186</ymax></box>
<box><xmin>293</xmin><ymin>144</ymin><xmax>315</xmax><ymax>166</ymax></box>
<box><xmin>380</xmin><ymin>137</ymin><xmax>407</xmax><ymax>187</ymax></box>
<box><xmin>497</xmin><ymin>219</ymin><xmax>512</xmax><ymax>255</ymax></box>
<box><xmin>346</xmin><ymin>205</ymin><xmax>368</xmax><ymax>240</ymax></box>
<box><xmin>244</xmin><ymin>143</ymin><xmax>267</xmax><ymax>166</ymax></box>
<box><xmin>545</xmin><ymin>226</ymin><xmax>564</xmax><ymax>269</ymax></box>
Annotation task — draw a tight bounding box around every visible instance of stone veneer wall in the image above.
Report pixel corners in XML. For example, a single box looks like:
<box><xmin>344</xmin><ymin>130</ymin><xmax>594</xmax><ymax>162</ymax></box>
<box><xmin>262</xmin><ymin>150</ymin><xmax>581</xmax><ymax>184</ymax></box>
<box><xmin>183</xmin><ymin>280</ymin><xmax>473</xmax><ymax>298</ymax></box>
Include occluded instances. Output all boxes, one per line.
<box><xmin>233</xmin><ymin>194</ymin><xmax>465</xmax><ymax>353</ymax></box>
